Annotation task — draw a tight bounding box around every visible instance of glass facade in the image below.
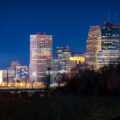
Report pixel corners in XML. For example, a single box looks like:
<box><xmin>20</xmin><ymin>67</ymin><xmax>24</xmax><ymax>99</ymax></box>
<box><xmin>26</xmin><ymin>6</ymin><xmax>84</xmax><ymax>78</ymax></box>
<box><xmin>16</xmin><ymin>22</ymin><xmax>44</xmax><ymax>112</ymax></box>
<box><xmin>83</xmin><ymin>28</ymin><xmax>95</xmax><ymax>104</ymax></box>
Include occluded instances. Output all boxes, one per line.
<box><xmin>56</xmin><ymin>46</ymin><xmax>72</xmax><ymax>73</ymax></box>
<box><xmin>97</xmin><ymin>22</ymin><xmax>120</xmax><ymax>69</ymax></box>
<box><xmin>102</xmin><ymin>22</ymin><xmax>120</xmax><ymax>50</ymax></box>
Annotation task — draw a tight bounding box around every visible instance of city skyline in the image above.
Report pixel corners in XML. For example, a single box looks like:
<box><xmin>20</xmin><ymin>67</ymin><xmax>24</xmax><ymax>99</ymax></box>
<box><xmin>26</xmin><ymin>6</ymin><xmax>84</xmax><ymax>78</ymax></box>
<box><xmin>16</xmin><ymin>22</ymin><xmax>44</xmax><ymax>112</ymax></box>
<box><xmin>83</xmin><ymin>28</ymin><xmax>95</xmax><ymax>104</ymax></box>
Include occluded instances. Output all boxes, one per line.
<box><xmin>0</xmin><ymin>0</ymin><xmax>120</xmax><ymax>69</ymax></box>
<box><xmin>0</xmin><ymin>1</ymin><xmax>120</xmax><ymax>119</ymax></box>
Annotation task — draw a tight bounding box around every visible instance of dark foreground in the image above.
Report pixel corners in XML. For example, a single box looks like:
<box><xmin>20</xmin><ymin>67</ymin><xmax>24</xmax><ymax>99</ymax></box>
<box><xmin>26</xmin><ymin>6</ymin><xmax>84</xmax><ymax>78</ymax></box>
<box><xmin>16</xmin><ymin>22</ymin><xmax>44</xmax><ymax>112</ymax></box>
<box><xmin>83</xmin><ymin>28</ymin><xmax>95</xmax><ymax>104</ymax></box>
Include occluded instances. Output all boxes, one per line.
<box><xmin>0</xmin><ymin>92</ymin><xmax>120</xmax><ymax>120</ymax></box>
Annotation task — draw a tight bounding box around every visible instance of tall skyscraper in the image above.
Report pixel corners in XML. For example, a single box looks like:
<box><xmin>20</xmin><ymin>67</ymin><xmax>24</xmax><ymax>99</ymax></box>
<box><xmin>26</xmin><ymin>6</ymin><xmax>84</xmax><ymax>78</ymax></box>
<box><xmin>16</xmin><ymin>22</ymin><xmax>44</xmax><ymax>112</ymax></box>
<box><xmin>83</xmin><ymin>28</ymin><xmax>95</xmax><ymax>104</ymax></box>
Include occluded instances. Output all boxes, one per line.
<box><xmin>30</xmin><ymin>33</ymin><xmax>52</xmax><ymax>82</ymax></box>
<box><xmin>86</xmin><ymin>26</ymin><xmax>101</xmax><ymax>69</ymax></box>
<box><xmin>102</xmin><ymin>22</ymin><xmax>120</xmax><ymax>50</ymax></box>
<box><xmin>97</xmin><ymin>22</ymin><xmax>120</xmax><ymax>69</ymax></box>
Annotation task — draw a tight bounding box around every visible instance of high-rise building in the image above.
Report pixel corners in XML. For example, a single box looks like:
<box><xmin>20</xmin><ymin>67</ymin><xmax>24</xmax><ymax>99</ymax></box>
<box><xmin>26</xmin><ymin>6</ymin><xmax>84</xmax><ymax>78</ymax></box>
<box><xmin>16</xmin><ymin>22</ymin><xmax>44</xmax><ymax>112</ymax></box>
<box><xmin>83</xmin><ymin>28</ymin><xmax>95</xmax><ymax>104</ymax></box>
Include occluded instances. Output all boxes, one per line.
<box><xmin>56</xmin><ymin>46</ymin><xmax>72</xmax><ymax>73</ymax></box>
<box><xmin>30</xmin><ymin>32</ymin><xmax>52</xmax><ymax>82</ymax></box>
<box><xmin>102</xmin><ymin>22</ymin><xmax>120</xmax><ymax>50</ymax></box>
<box><xmin>86</xmin><ymin>26</ymin><xmax>101</xmax><ymax>69</ymax></box>
<box><xmin>46</xmin><ymin>47</ymin><xmax>87</xmax><ymax>84</ymax></box>
<box><xmin>46</xmin><ymin>46</ymin><xmax>72</xmax><ymax>84</ymax></box>
<box><xmin>97</xmin><ymin>22</ymin><xmax>120</xmax><ymax>69</ymax></box>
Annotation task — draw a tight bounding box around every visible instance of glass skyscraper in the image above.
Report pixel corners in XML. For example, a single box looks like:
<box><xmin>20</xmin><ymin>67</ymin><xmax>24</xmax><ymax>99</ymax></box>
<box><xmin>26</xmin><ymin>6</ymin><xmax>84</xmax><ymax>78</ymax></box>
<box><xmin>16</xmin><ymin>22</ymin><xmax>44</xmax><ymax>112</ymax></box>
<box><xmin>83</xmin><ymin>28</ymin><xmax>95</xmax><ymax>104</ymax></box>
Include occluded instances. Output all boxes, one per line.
<box><xmin>97</xmin><ymin>22</ymin><xmax>120</xmax><ymax>69</ymax></box>
<box><xmin>102</xmin><ymin>22</ymin><xmax>120</xmax><ymax>50</ymax></box>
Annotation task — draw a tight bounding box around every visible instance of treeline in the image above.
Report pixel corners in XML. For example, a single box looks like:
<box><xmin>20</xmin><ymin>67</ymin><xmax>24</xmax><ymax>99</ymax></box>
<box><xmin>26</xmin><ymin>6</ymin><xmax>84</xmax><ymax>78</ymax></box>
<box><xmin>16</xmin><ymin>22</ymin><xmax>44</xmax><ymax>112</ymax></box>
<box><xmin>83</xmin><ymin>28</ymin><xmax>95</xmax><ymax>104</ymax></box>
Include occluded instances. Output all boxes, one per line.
<box><xmin>58</xmin><ymin>63</ymin><xmax>120</xmax><ymax>96</ymax></box>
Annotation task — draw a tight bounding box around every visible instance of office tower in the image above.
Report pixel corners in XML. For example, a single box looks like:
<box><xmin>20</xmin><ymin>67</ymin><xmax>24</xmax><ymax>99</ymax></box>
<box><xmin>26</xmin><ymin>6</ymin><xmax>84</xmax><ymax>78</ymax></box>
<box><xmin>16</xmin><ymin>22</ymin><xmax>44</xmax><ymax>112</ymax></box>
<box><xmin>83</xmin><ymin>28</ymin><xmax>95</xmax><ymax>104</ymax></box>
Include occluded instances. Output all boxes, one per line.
<box><xmin>87</xmin><ymin>25</ymin><xmax>101</xmax><ymax>70</ymax></box>
<box><xmin>15</xmin><ymin>66</ymin><xmax>29</xmax><ymax>82</ymax></box>
<box><xmin>97</xmin><ymin>22</ymin><xmax>120</xmax><ymax>69</ymax></box>
<box><xmin>56</xmin><ymin>46</ymin><xmax>72</xmax><ymax>73</ymax></box>
<box><xmin>102</xmin><ymin>22</ymin><xmax>120</xmax><ymax>50</ymax></box>
<box><xmin>30</xmin><ymin>32</ymin><xmax>52</xmax><ymax>82</ymax></box>
<box><xmin>46</xmin><ymin>46</ymin><xmax>74</xmax><ymax>84</ymax></box>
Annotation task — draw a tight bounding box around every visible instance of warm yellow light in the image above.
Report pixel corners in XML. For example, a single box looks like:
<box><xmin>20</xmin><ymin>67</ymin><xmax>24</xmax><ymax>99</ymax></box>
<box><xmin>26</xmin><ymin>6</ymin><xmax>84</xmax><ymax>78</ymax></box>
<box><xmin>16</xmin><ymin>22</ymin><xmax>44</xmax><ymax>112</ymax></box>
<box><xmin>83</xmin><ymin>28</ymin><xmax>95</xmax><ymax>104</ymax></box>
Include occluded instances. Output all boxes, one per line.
<box><xmin>20</xmin><ymin>82</ymin><xmax>26</xmax><ymax>87</ymax></box>
<box><xmin>70</xmin><ymin>57</ymin><xmax>85</xmax><ymax>63</ymax></box>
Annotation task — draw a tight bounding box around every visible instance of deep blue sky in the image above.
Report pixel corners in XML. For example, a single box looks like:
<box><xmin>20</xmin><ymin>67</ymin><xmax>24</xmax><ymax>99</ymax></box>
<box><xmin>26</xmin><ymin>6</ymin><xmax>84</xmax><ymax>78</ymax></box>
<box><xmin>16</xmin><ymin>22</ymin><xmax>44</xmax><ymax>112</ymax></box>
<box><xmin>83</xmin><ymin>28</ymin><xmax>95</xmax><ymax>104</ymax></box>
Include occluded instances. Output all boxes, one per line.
<box><xmin>0</xmin><ymin>0</ymin><xmax>120</xmax><ymax>69</ymax></box>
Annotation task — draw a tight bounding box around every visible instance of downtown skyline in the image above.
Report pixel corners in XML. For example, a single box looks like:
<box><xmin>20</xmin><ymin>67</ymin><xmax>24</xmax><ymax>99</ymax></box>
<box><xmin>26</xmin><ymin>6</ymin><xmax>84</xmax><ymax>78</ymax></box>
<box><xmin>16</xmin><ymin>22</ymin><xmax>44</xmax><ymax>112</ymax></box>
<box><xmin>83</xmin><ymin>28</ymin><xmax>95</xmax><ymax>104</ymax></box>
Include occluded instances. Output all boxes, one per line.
<box><xmin>0</xmin><ymin>0</ymin><xmax>120</xmax><ymax>69</ymax></box>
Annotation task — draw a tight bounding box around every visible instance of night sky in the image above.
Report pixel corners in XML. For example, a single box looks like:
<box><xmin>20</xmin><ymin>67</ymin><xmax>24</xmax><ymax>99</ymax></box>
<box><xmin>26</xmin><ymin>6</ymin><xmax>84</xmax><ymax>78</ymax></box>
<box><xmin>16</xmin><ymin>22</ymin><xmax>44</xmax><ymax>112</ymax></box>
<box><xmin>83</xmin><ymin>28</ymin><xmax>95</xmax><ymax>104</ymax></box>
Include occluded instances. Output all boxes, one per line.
<box><xmin>0</xmin><ymin>0</ymin><xmax>120</xmax><ymax>69</ymax></box>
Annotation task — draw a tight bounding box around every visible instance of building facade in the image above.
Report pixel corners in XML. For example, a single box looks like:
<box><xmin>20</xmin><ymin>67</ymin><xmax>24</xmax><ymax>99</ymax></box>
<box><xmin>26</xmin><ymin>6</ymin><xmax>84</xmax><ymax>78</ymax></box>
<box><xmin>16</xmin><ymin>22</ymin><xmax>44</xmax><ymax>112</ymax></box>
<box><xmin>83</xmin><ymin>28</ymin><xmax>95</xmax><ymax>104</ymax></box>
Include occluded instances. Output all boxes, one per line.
<box><xmin>30</xmin><ymin>33</ymin><xmax>52</xmax><ymax>82</ymax></box>
<box><xmin>2</xmin><ymin>61</ymin><xmax>20</xmax><ymax>83</ymax></box>
<box><xmin>87</xmin><ymin>26</ymin><xmax>101</xmax><ymax>70</ymax></box>
<box><xmin>97</xmin><ymin>22</ymin><xmax>120</xmax><ymax>69</ymax></box>
<box><xmin>56</xmin><ymin>46</ymin><xmax>72</xmax><ymax>73</ymax></box>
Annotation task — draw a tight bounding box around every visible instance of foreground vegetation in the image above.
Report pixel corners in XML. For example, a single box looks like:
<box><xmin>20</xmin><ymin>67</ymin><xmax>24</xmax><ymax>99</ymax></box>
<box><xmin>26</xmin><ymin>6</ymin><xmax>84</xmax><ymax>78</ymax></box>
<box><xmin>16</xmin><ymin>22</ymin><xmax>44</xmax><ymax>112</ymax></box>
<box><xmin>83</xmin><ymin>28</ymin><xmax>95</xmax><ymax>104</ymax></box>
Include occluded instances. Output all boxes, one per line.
<box><xmin>0</xmin><ymin>92</ymin><xmax>120</xmax><ymax>120</ymax></box>
<box><xmin>60</xmin><ymin>63</ymin><xmax>120</xmax><ymax>97</ymax></box>
<box><xmin>0</xmin><ymin>63</ymin><xmax>120</xmax><ymax>120</ymax></box>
